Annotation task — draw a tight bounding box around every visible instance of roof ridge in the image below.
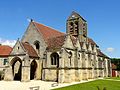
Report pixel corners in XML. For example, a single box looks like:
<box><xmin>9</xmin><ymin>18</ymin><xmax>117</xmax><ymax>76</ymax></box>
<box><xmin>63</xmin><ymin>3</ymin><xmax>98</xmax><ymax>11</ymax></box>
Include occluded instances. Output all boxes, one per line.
<box><xmin>0</xmin><ymin>45</ymin><xmax>12</xmax><ymax>56</ymax></box>
<box><xmin>0</xmin><ymin>45</ymin><xmax>12</xmax><ymax>47</ymax></box>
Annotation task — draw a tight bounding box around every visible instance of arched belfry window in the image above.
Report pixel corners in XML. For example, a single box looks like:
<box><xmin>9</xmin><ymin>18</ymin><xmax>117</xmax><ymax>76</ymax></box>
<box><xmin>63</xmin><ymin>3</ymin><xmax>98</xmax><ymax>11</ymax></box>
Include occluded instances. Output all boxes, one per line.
<box><xmin>50</xmin><ymin>52</ymin><xmax>59</xmax><ymax>67</ymax></box>
<box><xmin>34</xmin><ymin>41</ymin><xmax>40</xmax><ymax>54</ymax></box>
<box><xmin>69</xmin><ymin>22</ymin><xmax>74</xmax><ymax>34</ymax></box>
<box><xmin>74</xmin><ymin>21</ymin><xmax>79</xmax><ymax>34</ymax></box>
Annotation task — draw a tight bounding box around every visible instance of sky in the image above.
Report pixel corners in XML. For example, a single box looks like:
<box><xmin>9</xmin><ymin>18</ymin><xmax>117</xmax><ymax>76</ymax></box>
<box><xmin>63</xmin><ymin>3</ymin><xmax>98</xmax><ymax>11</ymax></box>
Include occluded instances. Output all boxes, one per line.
<box><xmin>0</xmin><ymin>0</ymin><xmax>120</xmax><ymax>58</ymax></box>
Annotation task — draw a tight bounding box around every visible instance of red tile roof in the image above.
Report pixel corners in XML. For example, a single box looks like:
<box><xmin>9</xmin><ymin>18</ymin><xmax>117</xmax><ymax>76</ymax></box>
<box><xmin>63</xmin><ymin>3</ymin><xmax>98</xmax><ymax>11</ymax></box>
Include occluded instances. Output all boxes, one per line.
<box><xmin>88</xmin><ymin>38</ymin><xmax>97</xmax><ymax>46</ymax></box>
<box><xmin>22</xmin><ymin>42</ymin><xmax>39</xmax><ymax>58</ymax></box>
<box><xmin>46</xmin><ymin>35</ymin><xmax>78</xmax><ymax>51</ymax></box>
<box><xmin>33</xmin><ymin>22</ymin><xmax>65</xmax><ymax>42</ymax></box>
<box><xmin>0</xmin><ymin>45</ymin><xmax>12</xmax><ymax>57</ymax></box>
<box><xmin>32</xmin><ymin>21</ymin><xmax>100</xmax><ymax>52</ymax></box>
<box><xmin>97</xmin><ymin>49</ymin><xmax>109</xmax><ymax>58</ymax></box>
<box><xmin>46</xmin><ymin>35</ymin><xmax>66</xmax><ymax>51</ymax></box>
<box><xmin>33</xmin><ymin>21</ymin><xmax>98</xmax><ymax>47</ymax></box>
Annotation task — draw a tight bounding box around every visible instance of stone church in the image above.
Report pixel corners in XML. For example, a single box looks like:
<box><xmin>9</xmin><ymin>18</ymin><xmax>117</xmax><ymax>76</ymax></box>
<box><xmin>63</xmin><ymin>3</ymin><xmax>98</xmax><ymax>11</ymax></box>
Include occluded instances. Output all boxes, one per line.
<box><xmin>4</xmin><ymin>12</ymin><xmax>112</xmax><ymax>83</ymax></box>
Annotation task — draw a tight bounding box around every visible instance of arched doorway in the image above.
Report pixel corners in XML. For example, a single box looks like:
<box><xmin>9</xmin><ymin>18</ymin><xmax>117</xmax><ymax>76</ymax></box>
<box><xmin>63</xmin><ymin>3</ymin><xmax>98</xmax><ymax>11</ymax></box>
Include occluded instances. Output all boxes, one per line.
<box><xmin>30</xmin><ymin>60</ymin><xmax>37</xmax><ymax>80</ymax></box>
<box><xmin>11</xmin><ymin>57</ymin><xmax>22</xmax><ymax>81</ymax></box>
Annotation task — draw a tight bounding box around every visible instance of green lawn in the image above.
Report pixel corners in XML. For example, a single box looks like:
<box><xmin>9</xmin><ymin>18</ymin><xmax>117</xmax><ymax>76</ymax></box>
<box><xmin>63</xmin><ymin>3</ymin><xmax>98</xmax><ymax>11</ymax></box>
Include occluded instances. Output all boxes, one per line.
<box><xmin>105</xmin><ymin>77</ymin><xmax>120</xmax><ymax>80</ymax></box>
<box><xmin>52</xmin><ymin>80</ymin><xmax>120</xmax><ymax>90</ymax></box>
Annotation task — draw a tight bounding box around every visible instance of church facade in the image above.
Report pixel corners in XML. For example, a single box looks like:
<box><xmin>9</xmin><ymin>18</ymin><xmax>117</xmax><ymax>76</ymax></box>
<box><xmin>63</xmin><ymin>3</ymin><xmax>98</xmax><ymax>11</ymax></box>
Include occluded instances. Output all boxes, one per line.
<box><xmin>4</xmin><ymin>12</ymin><xmax>112</xmax><ymax>83</ymax></box>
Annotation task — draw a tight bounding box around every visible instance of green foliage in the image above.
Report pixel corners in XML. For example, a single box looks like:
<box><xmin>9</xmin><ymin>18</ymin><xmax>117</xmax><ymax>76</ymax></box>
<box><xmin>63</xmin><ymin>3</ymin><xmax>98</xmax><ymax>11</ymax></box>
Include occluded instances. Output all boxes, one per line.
<box><xmin>53</xmin><ymin>80</ymin><xmax>120</xmax><ymax>90</ymax></box>
<box><xmin>111</xmin><ymin>58</ymin><xmax>120</xmax><ymax>70</ymax></box>
<box><xmin>106</xmin><ymin>77</ymin><xmax>120</xmax><ymax>80</ymax></box>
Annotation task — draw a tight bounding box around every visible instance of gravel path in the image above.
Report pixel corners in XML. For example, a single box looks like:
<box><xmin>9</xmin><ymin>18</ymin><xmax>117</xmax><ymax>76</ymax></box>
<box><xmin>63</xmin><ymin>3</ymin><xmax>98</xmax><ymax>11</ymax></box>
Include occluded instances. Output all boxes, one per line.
<box><xmin>0</xmin><ymin>79</ymin><xmax>99</xmax><ymax>90</ymax></box>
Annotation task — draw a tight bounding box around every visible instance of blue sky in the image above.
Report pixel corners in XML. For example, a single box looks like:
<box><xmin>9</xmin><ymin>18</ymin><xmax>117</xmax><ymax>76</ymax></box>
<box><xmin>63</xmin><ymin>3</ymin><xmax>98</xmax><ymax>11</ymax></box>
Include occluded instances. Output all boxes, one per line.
<box><xmin>0</xmin><ymin>0</ymin><xmax>120</xmax><ymax>58</ymax></box>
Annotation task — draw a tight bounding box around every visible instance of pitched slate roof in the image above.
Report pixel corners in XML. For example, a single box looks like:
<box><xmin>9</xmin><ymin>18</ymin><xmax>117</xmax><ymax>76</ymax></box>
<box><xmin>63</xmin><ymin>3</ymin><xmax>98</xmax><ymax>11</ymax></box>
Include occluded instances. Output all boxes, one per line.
<box><xmin>0</xmin><ymin>45</ymin><xmax>12</xmax><ymax>57</ymax></box>
<box><xmin>22</xmin><ymin>42</ymin><xmax>39</xmax><ymax>58</ymax></box>
<box><xmin>33</xmin><ymin>22</ymin><xmax>64</xmax><ymax>42</ymax></box>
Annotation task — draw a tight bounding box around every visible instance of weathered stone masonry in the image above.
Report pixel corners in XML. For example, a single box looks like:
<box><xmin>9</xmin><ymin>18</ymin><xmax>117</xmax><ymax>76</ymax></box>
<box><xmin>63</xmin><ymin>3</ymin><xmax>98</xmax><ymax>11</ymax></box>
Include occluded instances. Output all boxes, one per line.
<box><xmin>4</xmin><ymin>11</ymin><xmax>112</xmax><ymax>83</ymax></box>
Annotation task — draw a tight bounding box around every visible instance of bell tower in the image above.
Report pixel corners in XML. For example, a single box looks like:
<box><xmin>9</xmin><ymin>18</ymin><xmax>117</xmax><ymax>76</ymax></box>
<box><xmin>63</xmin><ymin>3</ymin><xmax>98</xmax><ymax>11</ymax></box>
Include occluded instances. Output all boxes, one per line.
<box><xmin>66</xmin><ymin>11</ymin><xmax>88</xmax><ymax>42</ymax></box>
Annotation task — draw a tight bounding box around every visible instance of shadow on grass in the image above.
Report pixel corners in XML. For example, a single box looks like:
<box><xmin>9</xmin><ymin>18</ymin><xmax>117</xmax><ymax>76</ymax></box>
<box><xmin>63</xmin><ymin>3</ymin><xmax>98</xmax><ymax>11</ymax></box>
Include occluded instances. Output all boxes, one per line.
<box><xmin>97</xmin><ymin>86</ymin><xmax>107</xmax><ymax>90</ymax></box>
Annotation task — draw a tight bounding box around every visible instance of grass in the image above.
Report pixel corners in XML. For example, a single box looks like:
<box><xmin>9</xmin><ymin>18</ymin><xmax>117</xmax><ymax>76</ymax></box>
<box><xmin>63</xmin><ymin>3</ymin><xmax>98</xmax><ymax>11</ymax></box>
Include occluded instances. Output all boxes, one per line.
<box><xmin>105</xmin><ymin>77</ymin><xmax>120</xmax><ymax>80</ymax></box>
<box><xmin>52</xmin><ymin>79</ymin><xmax>120</xmax><ymax>90</ymax></box>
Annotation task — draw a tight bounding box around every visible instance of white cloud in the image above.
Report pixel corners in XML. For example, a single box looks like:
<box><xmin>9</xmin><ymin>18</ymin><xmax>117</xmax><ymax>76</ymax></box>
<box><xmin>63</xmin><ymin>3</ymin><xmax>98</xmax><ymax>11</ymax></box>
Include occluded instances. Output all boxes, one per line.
<box><xmin>106</xmin><ymin>47</ymin><xmax>115</xmax><ymax>53</ymax></box>
<box><xmin>0</xmin><ymin>38</ymin><xmax>16</xmax><ymax>47</ymax></box>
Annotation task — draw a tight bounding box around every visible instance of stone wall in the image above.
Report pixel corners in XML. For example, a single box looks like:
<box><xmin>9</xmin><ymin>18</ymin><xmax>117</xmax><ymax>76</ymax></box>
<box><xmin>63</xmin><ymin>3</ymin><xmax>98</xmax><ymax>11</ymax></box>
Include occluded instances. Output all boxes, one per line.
<box><xmin>21</xmin><ymin>22</ymin><xmax>47</xmax><ymax>58</ymax></box>
<box><xmin>0</xmin><ymin>57</ymin><xmax>8</xmax><ymax>71</ymax></box>
<box><xmin>44</xmin><ymin>69</ymin><xmax>58</xmax><ymax>81</ymax></box>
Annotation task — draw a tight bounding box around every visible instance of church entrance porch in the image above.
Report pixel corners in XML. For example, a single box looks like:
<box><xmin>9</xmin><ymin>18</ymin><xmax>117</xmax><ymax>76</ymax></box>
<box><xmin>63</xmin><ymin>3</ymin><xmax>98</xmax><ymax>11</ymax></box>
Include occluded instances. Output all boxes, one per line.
<box><xmin>30</xmin><ymin>60</ymin><xmax>37</xmax><ymax>80</ymax></box>
<box><xmin>11</xmin><ymin>57</ymin><xmax>22</xmax><ymax>81</ymax></box>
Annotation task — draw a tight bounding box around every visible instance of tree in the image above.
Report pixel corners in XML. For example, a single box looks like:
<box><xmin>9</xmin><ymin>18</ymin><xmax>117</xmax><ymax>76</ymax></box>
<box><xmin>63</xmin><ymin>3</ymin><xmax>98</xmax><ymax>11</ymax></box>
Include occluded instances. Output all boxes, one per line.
<box><xmin>111</xmin><ymin>58</ymin><xmax>120</xmax><ymax>71</ymax></box>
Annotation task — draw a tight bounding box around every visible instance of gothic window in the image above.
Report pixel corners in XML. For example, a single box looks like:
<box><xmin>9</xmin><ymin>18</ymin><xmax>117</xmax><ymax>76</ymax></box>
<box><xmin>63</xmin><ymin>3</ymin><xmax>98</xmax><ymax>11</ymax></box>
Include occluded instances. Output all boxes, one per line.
<box><xmin>68</xmin><ymin>51</ymin><xmax>72</xmax><ymax>58</ymax></box>
<box><xmin>68</xmin><ymin>51</ymin><xmax>72</xmax><ymax>66</ymax></box>
<box><xmin>34</xmin><ymin>41</ymin><xmax>40</xmax><ymax>54</ymax></box>
<box><xmin>18</xmin><ymin>47</ymin><xmax>19</xmax><ymax>50</ymax></box>
<box><xmin>50</xmin><ymin>52</ymin><xmax>59</xmax><ymax>67</ymax></box>
<box><xmin>78</xmin><ymin>53</ymin><xmax>80</xmax><ymax>59</ymax></box>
